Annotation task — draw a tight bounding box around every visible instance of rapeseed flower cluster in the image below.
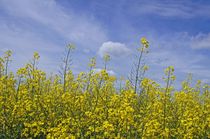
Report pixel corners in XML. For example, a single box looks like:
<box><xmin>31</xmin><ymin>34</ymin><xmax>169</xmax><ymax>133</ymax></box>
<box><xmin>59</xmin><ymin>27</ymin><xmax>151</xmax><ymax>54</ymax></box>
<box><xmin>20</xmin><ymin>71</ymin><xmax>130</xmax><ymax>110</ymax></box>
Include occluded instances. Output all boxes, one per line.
<box><xmin>0</xmin><ymin>38</ymin><xmax>209</xmax><ymax>139</ymax></box>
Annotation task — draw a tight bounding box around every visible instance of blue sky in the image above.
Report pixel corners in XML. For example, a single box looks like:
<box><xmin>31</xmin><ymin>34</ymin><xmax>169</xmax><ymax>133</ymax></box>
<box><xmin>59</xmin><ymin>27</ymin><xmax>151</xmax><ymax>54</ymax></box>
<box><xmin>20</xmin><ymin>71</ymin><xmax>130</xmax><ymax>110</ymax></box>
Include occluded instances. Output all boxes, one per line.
<box><xmin>1</xmin><ymin>0</ymin><xmax>210</xmax><ymax>87</ymax></box>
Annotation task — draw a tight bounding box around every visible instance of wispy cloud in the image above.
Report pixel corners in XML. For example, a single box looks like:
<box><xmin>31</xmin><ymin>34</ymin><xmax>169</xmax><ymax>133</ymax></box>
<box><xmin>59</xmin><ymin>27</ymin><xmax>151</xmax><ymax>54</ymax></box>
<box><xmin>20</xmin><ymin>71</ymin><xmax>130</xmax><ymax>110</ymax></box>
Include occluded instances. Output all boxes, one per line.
<box><xmin>0</xmin><ymin>21</ymin><xmax>62</xmax><ymax>72</ymax></box>
<box><xmin>0</xmin><ymin>0</ymin><xmax>109</xmax><ymax>72</ymax></box>
<box><xmin>145</xmin><ymin>32</ymin><xmax>210</xmax><ymax>85</ymax></box>
<box><xmin>0</xmin><ymin>0</ymin><xmax>108</xmax><ymax>49</ymax></box>
<box><xmin>191</xmin><ymin>33</ymin><xmax>210</xmax><ymax>49</ymax></box>
<box><xmin>131</xmin><ymin>1</ymin><xmax>210</xmax><ymax>18</ymax></box>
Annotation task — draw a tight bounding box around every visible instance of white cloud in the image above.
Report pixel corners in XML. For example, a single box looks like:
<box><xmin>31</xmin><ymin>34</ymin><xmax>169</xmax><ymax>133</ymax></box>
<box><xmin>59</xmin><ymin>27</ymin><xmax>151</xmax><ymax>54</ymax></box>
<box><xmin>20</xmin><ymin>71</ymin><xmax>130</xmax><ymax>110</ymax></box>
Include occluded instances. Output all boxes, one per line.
<box><xmin>98</xmin><ymin>41</ymin><xmax>131</xmax><ymax>58</ymax></box>
<box><xmin>93</xmin><ymin>68</ymin><xmax>115</xmax><ymax>75</ymax></box>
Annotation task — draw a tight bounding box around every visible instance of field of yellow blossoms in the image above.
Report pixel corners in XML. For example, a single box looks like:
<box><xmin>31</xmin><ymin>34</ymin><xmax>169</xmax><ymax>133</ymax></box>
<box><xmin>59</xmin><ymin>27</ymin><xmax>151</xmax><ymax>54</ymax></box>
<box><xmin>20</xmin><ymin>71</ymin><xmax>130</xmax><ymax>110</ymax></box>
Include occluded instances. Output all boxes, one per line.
<box><xmin>0</xmin><ymin>38</ymin><xmax>209</xmax><ymax>139</ymax></box>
